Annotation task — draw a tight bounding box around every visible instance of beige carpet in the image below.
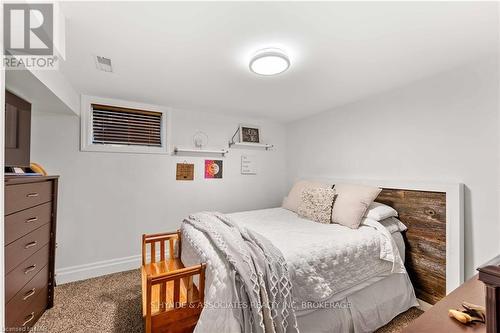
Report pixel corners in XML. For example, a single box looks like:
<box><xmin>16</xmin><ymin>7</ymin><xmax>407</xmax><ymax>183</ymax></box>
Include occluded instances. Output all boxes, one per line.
<box><xmin>35</xmin><ymin>269</ymin><xmax>422</xmax><ymax>332</ymax></box>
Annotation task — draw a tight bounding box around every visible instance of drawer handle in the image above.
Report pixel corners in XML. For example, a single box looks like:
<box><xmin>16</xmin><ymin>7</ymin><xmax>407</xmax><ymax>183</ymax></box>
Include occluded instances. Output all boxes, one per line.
<box><xmin>24</xmin><ymin>264</ymin><xmax>36</xmax><ymax>274</ymax></box>
<box><xmin>26</xmin><ymin>192</ymin><xmax>39</xmax><ymax>198</ymax></box>
<box><xmin>25</xmin><ymin>241</ymin><xmax>38</xmax><ymax>249</ymax></box>
<box><xmin>23</xmin><ymin>288</ymin><xmax>36</xmax><ymax>300</ymax></box>
<box><xmin>22</xmin><ymin>312</ymin><xmax>35</xmax><ymax>327</ymax></box>
<box><xmin>25</xmin><ymin>217</ymin><xmax>38</xmax><ymax>223</ymax></box>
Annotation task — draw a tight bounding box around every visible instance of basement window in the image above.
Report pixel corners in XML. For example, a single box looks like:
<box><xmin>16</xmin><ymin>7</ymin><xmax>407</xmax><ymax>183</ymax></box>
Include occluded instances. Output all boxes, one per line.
<box><xmin>81</xmin><ymin>96</ymin><xmax>169</xmax><ymax>154</ymax></box>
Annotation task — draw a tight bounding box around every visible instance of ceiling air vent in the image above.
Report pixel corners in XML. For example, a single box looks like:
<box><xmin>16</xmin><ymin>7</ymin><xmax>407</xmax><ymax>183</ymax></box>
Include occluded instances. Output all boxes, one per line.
<box><xmin>95</xmin><ymin>55</ymin><xmax>113</xmax><ymax>72</ymax></box>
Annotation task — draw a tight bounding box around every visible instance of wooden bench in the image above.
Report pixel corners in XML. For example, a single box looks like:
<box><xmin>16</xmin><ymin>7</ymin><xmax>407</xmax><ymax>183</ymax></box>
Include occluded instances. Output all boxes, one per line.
<box><xmin>141</xmin><ymin>231</ymin><xmax>206</xmax><ymax>333</ymax></box>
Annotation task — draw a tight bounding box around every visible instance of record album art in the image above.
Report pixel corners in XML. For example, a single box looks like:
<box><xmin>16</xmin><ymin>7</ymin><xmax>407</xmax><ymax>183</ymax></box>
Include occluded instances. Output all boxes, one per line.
<box><xmin>205</xmin><ymin>160</ymin><xmax>223</xmax><ymax>179</ymax></box>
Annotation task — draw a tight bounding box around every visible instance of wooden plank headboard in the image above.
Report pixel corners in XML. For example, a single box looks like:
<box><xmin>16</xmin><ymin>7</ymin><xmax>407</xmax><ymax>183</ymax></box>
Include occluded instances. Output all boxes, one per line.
<box><xmin>376</xmin><ymin>188</ymin><xmax>446</xmax><ymax>304</ymax></box>
<box><xmin>310</xmin><ymin>177</ymin><xmax>463</xmax><ymax>301</ymax></box>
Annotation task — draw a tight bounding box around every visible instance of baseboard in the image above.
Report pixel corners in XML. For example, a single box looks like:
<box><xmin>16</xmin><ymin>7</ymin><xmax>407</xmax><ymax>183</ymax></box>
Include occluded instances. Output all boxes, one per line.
<box><xmin>417</xmin><ymin>298</ymin><xmax>433</xmax><ymax>311</ymax></box>
<box><xmin>55</xmin><ymin>254</ymin><xmax>142</xmax><ymax>284</ymax></box>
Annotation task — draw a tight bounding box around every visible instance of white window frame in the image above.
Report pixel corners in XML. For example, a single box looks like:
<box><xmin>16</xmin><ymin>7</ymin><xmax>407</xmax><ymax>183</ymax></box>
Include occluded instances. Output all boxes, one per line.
<box><xmin>80</xmin><ymin>95</ymin><xmax>171</xmax><ymax>154</ymax></box>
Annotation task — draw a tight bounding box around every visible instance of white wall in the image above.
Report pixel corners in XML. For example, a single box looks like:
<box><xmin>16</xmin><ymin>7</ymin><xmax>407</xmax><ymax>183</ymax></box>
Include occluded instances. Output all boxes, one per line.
<box><xmin>31</xmin><ymin>107</ymin><xmax>287</xmax><ymax>282</ymax></box>
<box><xmin>29</xmin><ymin>69</ymin><xmax>80</xmax><ymax>115</ymax></box>
<box><xmin>286</xmin><ymin>56</ymin><xmax>499</xmax><ymax>279</ymax></box>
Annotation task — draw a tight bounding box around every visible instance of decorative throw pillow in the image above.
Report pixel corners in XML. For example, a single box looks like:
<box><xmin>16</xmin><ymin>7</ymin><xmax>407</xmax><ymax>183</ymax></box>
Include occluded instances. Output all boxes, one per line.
<box><xmin>331</xmin><ymin>183</ymin><xmax>382</xmax><ymax>229</ymax></box>
<box><xmin>297</xmin><ymin>187</ymin><xmax>337</xmax><ymax>224</ymax></box>
<box><xmin>282</xmin><ymin>180</ymin><xmax>329</xmax><ymax>213</ymax></box>
<box><xmin>364</xmin><ymin>202</ymin><xmax>398</xmax><ymax>221</ymax></box>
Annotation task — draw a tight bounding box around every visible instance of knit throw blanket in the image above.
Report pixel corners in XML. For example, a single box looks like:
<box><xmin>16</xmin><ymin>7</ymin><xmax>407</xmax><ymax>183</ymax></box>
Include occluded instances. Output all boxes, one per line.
<box><xmin>183</xmin><ymin>212</ymin><xmax>299</xmax><ymax>333</ymax></box>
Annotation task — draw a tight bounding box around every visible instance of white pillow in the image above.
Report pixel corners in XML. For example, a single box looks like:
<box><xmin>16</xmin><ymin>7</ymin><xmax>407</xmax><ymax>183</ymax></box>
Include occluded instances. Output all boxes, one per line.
<box><xmin>364</xmin><ymin>202</ymin><xmax>398</xmax><ymax>221</ymax></box>
<box><xmin>282</xmin><ymin>180</ymin><xmax>329</xmax><ymax>213</ymax></box>
<box><xmin>378</xmin><ymin>217</ymin><xmax>407</xmax><ymax>233</ymax></box>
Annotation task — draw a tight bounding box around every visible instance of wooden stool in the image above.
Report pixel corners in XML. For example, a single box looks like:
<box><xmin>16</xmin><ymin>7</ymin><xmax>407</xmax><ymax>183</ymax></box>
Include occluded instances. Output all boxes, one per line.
<box><xmin>141</xmin><ymin>231</ymin><xmax>206</xmax><ymax>333</ymax></box>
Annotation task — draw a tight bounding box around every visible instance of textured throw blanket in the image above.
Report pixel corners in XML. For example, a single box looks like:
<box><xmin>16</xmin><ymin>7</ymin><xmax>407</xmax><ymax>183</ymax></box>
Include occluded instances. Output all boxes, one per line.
<box><xmin>183</xmin><ymin>212</ymin><xmax>299</xmax><ymax>333</ymax></box>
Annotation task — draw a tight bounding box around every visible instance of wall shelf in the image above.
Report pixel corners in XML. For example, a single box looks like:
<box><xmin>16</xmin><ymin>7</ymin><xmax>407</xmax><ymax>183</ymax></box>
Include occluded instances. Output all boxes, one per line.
<box><xmin>229</xmin><ymin>125</ymin><xmax>273</xmax><ymax>151</ymax></box>
<box><xmin>173</xmin><ymin>147</ymin><xmax>229</xmax><ymax>157</ymax></box>
<box><xmin>229</xmin><ymin>142</ymin><xmax>274</xmax><ymax>150</ymax></box>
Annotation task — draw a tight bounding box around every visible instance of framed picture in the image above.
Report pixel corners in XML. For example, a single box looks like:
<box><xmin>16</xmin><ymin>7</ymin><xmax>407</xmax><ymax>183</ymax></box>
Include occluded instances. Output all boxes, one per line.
<box><xmin>176</xmin><ymin>163</ymin><xmax>194</xmax><ymax>181</ymax></box>
<box><xmin>239</xmin><ymin>124</ymin><xmax>260</xmax><ymax>143</ymax></box>
<box><xmin>205</xmin><ymin>160</ymin><xmax>223</xmax><ymax>179</ymax></box>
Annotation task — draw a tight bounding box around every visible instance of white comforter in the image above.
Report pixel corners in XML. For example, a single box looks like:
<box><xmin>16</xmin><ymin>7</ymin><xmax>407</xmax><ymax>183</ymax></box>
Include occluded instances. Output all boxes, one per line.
<box><xmin>181</xmin><ymin>208</ymin><xmax>406</xmax><ymax>333</ymax></box>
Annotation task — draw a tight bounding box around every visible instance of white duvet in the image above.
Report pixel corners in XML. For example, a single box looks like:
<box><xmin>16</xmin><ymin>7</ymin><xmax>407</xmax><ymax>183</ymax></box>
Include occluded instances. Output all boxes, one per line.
<box><xmin>181</xmin><ymin>208</ymin><xmax>407</xmax><ymax>333</ymax></box>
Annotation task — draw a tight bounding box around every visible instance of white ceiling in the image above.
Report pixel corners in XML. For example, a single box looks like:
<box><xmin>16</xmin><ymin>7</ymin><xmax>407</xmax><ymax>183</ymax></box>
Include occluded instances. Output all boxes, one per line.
<box><xmin>60</xmin><ymin>1</ymin><xmax>498</xmax><ymax>122</ymax></box>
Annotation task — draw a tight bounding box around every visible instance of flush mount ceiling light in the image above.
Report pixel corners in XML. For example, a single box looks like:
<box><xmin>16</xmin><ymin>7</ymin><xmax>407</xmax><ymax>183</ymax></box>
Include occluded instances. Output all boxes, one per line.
<box><xmin>249</xmin><ymin>48</ymin><xmax>290</xmax><ymax>76</ymax></box>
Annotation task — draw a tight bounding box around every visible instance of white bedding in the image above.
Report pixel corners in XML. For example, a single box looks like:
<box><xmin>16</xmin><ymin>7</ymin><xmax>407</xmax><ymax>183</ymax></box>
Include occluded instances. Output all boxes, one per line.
<box><xmin>181</xmin><ymin>207</ymin><xmax>412</xmax><ymax>333</ymax></box>
<box><xmin>230</xmin><ymin>208</ymin><xmax>404</xmax><ymax>303</ymax></box>
<box><xmin>297</xmin><ymin>273</ymin><xmax>417</xmax><ymax>333</ymax></box>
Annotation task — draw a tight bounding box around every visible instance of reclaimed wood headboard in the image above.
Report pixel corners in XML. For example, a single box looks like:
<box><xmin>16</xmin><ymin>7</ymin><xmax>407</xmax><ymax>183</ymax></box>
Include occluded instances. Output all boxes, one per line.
<box><xmin>376</xmin><ymin>188</ymin><xmax>446</xmax><ymax>305</ymax></box>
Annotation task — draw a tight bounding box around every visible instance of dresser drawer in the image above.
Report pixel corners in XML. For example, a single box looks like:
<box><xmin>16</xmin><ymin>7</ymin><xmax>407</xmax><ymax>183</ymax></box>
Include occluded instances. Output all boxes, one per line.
<box><xmin>5</xmin><ymin>265</ymin><xmax>48</xmax><ymax>327</ymax></box>
<box><xmin>5</xmin><ymin>202</ymin><xmax>52</xmax><ymax>246</ymax></box>
<box><xmin>5</xmin><ymin>244</ymin><xmax>49</xmax><ymax>303</ymax></box>
<box><xmin>5</xmin><ymin>181</ymin><xmax>53</xmax><ymax>215</ymax></box>
<box><xmin>8</xmin><ymin>285</ymin><xmax>48</xmax><ymax>330</ymax></box>
<box><xmin>5</xmin><ymin>223</ymin><xmax>51</xmax><ymax>274</ymax></box>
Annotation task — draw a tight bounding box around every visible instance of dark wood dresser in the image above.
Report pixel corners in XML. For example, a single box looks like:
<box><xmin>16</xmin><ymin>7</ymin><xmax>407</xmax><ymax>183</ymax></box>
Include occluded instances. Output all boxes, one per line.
<box><xmin>478</xmin><ymin>255</ymin><xmax>500</xmax><ymax>333</ymax></box>
<box><xmin>4</xmin><ymin>175</ymin><xmax>58</xmax><ymax>330</ymax></box>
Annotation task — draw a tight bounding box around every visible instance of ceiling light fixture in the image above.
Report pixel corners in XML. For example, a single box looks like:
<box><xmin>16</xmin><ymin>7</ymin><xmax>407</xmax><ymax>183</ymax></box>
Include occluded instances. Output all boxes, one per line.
<box><xmin>249</xmin><ymin>48</ymin><xmax>290</xmax><ymax>76</ymax></box>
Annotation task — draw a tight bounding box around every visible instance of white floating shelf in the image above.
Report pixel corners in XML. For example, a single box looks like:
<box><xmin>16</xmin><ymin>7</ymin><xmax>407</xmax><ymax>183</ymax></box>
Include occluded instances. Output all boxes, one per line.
<box><xmin>229</xmin><ymin>142</ymin><xmax>274</xmax><ymax>150</ymax></box>
<box><xmin>173</xmin><ymin>147</ymin><xmax>229</xmax><ymax>156</ymax></box>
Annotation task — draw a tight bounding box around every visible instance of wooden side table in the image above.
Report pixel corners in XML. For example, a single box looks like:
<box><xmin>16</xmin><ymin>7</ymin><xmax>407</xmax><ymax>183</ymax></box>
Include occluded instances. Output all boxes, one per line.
<box><xmin>403</xmin><ymin>275</ymin><xmax>486</xmax><ymax>333</ymax></box>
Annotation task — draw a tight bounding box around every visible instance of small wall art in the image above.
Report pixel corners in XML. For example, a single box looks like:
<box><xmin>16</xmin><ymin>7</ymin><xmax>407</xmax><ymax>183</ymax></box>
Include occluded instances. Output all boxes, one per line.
<box><xmin>239</xmin><ymin>124</ymin><xmax>260</xmax><ymax>143</ymax></box>
<box><xmin>176</xmin><ymin>162</ymin><xmax>194</xmax><ymax>181</ymax></box>
<box><xmin>205</xmin><ymin>160</ymin><xmax>223</xmax><ymax>179</ymax></box>
<box><xmin>241</xmin><ymin>155</ymin><xmax>257</xmax><ymax>175</ymax></box>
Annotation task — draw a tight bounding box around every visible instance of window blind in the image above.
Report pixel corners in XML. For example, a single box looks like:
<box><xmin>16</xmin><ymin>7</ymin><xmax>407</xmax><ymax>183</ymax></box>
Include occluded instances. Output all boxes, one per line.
<box><xmin>91</xmin><ymin>104</ymin><xmax>163</xmax><ymax>147</ymax></box>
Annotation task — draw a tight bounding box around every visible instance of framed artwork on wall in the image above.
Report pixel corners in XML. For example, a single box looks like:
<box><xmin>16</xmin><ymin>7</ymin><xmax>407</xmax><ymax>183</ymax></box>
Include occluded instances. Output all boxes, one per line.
<box><xmin>241</xmin><ymin>155</ymin><xmax>257</xmax><ymax>175</ymax></box>
<box><xmin>205</xmin><ymin>160</ymin><xmax>223</xmax><ymax>179</ymax></box>
<box><xmin>239</xmin><ymin>124</ymin><xmax>260</xmax><ymax>143</ymax></box>
<box><xmin>176</xmin><ymin>162</ymin><xmax>194</xmax><ymax>180</ymax></box>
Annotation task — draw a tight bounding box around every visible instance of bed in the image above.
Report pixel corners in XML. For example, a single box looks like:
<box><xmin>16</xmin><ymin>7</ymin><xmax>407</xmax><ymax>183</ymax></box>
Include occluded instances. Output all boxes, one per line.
<box><xmin>139</xmin><ymin>184</ymin><xmax>452</xmax><ymax>333</ymax></box>
<box><xmin>181</xmin><ymin>207</ymin><xmax>418</xmax><ymax>333</ymax></box>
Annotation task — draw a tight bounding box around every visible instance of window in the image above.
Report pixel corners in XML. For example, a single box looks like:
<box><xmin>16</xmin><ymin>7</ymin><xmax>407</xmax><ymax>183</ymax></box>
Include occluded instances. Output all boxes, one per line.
<box><xmin>91</xmin><ymin>104</ymin><xmax>162</xmax><ymax>147</ymax></box>
<box><xmin>81</xmin><ymin>95</ymin><xmax>169</xmax><ymax>154</ymax></box>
